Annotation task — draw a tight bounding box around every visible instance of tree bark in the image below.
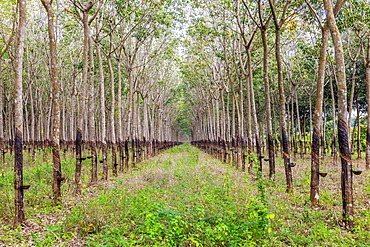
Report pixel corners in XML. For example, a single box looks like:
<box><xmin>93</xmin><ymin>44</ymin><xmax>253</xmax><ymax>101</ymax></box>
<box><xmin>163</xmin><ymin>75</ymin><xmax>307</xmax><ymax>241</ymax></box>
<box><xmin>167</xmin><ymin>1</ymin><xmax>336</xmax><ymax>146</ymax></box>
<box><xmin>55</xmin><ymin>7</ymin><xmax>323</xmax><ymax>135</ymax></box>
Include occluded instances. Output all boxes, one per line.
<box><xmin>14</xmin><ymin>0</ymin><xmax>27</xmax><ymax>226</ymax></box>
<box><xmin>88</xmin><ymin>30</ymin><xmax>97</xmax><ymax>183</ymax></box>
<box><xmin>0</xmin><ymin>65</ymin><xmax>4</xmax><ymax>166</ymax></box>
<box><xmin>41</xmin><ymin>0</ymin><xmax>62</xmax><ymax>203</ymax></box>
<box><xmin>95</xmin><ymin>30</ymin><xmax>108</xmax><ymax>180</ymax></box>
<box><xmin>143</xmin><ymin>95</ymin><xmax>149</xmax><ymax>160</ymax></box>
<box><xmin>269</xmin><ymin>0</ymin><xmax>293</xmax><ymax>192</ymax></box>
<box><xmin>75</xmin><ymin>2</ymin><xmax>94</xmax><ymax>193</ymax></box>
<box><xmin>329</xmin><ymin>72</ymin><xmax>337</xmax><ymax>163</ymax></box>
<box><xmin>248</xmin><ymin>52</ymin><xmax>262</xmax><ymax>175</ymax></box>
<box><xmin>365</xmin><ymin>35</ymin><xmax>370</xmax><ymax>170</ymax></box>
<box><xmin>324</xmin><ymin>0</ymin><xmax>353</xmax><ymax>229</ymax></box>
<box><xmin>356</xmin><ymin>98</ymin><xmax>361</xmax><ymax>159</ymax></box>
<box><xmin>347</xmin><ymin>47</ymin><xmax>361</xmax><ymax>151</ymax></box>
<box><xmin>261</xmin><ymin>22</ymin><xmax>275</xmax><ymax>179</ymax></box>
<box><xmin>107</xmin><ymin>54</ymin><xmax>118</xmax><ymax>176</ymax></box>
<box><xmin>117</xmin><ymin>58</ymin><xmax>124</xmax><ymax>172</ymax></box>
<box><xmin>295</xmin><ymin>89</ymin><xmax>303</xmax><ymax>158</ymax></box>
<box><xmin>310</xmin><ymin>26</ymin><xmax>330</xmax><ymax>206</ymax></box>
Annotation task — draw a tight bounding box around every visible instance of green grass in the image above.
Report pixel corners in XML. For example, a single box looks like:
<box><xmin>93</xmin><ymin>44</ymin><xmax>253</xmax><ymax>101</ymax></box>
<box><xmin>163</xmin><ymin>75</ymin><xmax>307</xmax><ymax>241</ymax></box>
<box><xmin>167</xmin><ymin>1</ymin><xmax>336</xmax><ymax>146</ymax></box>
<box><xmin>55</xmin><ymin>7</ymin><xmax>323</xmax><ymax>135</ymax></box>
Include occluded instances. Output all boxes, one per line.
<box><xmin>0</xmin><ymin>144</ymin><xmax>369</xmax><ymax>246</ymax></box>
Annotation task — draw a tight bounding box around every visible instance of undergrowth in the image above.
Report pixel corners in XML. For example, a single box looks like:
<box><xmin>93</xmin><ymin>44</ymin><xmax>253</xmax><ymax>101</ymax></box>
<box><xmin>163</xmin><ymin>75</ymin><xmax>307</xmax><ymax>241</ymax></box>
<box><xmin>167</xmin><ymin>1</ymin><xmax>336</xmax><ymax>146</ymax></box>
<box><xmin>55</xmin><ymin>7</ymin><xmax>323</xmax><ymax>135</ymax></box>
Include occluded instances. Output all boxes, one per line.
<box><xmin>0</xmin><ymin>144</ymin><xmax>369</xmax><ymax>246</ymax></box>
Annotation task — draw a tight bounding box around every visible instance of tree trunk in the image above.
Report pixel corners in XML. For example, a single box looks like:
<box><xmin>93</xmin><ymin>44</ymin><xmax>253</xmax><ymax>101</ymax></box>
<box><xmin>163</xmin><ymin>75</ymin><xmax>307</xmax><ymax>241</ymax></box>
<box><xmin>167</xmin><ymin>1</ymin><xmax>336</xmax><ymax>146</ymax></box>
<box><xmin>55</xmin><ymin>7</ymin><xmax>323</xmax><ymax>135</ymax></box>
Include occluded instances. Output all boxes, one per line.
<box><xmin>269</xmin><ymin>0</ymin><xmax>293</xmax><ymax>192</ymax></box>
<box><xmin>75</xmin><ymin>9</ymin><xmax>91</xmax><ymax>194</ymax></box>
<box><xmin>88</xmin><ymin>30</ymin><xmax>97</xmax><ymax>183</ymax></box>
<box><xmin>352</xmin><ymin>95</ymin><xmax>361</xmax><ymax>159</ymax></box>
<box><xmin>347</xmin><ymin>48</ymin><xmax>361</xmax><ymax>152</ymax></box>
<box><xmin>329</xmin><ymin>72</ymin><xmax>337</xmax><ymax>164</ymax></box>
<box><xmin>356</xmin><ymin>98</ymin><xmax>361</xmax><ymax>159</ymax></box>
<box><xmin>14</xmin><ymin>0</ymin><xmax>27</xmax><ymax>226</ymax></box>
<box><xmin>365</xmin><ymin>35</ymin><xmax>370</xmax><ymax>170</ymax></box>
<box><xmin>261</xmin><ymin>26</ymin><xmax>275</xmax><ymax>179</ymax></box>
<box><xmin>295</xmin><ymin>89</ymin><xmax>303</xmax><ymax>158</ymax></box>
<box><xmin>143</xmin><ymin>96</ymin><xmax>149</xmax><ymax>160</ymax></box>
<box><xmin>126</xmin><ymin>66</ymin><xmax>134</xmax><ymax>142</ymax></box>
<box><xmin>322</xmin><ymin>105</ymin><xmax>327</xmax><ymax>156</ymax></box>
<box><xmin>0</xmin><ymin>64</ymin><xmax>4</xmax><ymax>166</ymax></box>
<box><xmin>309</xmin><ymin>93</ymin><xmax>312</xmax><ymax>153</ymax></box>
<box><xmin>238</xmin><ymin>74</ymin><xmax>244</xmax><ymax>171</ymax></box>
<box><xmin>41</xmin><ymin>0</ymin><xmax>62</xmax><ymax>203</ymax></box>
<box><xmin>107</xmin><ymin>55</ymin><xmax>117</xmax><ymax>176</ymax></box>
<box><xmin>310</xmin><ymin>26</ymin><xmax>330</xmax><ymax>206</ymax></box>
<box><xmin>245</xmin><ymin>48</ymin><xmax>262</xmax><ymax>174</ymax></box>
<box><xmin>30</xmin><ymin>86</ymin><xmax>36</xmax><ymax>162</ymax></box>
<box><xmin>117</xmin><ymin>58</ymin><xmax>124</xmax><ymax>172</ymax></box>
<box><xmin>96</xmin><ymin>33</ymin><xmax>108</xmax><ymax>180</ymax></box>
<box><xmin>324</xmin><ymin>0</ymin><xmax>353</xmax><ymax>229</ymax></box>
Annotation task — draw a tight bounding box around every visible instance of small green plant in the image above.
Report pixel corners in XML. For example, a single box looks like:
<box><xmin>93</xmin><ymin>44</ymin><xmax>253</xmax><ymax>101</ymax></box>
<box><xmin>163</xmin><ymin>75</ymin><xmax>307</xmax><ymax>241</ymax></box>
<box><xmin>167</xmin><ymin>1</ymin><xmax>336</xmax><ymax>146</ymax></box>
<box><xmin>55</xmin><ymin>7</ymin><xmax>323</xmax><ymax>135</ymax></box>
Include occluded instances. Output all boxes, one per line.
<box><xmin>1</xmin><ymin>144</ymin><xmax>369</xmax><ymax>246</ymax></box>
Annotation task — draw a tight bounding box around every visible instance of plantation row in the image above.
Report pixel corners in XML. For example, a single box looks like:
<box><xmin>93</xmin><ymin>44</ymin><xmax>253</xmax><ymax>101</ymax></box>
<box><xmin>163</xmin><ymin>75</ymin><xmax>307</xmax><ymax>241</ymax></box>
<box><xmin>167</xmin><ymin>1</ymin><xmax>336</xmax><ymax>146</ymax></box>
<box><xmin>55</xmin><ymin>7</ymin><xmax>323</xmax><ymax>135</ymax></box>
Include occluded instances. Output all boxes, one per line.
<box><xmin>1</xmin><ymin>139</ymin><xmax>182</xmax><ymax>223</ymax></box>
<box><xmin>184</xmin><ymin>0</ymin><xmax>370</xmax><ymax>232</ymax></box>
<box><xmin>2</xmin><ymin>0</ymin><xmax>190</xmax><ymax>225</ymax></box>
<box><xmin>2</xmin><ymin>0</ymin><xmax>370</xmax><ymax>233</ymax></box>
<box><xmin>1</xmin><ymin>144</ymin><xmax>369</xmax><ymax>246</ymax></box>
<box><xmin>1</xmin><ymin>140</ymin><xmax>182</xmax><ymax>166</ymax></box>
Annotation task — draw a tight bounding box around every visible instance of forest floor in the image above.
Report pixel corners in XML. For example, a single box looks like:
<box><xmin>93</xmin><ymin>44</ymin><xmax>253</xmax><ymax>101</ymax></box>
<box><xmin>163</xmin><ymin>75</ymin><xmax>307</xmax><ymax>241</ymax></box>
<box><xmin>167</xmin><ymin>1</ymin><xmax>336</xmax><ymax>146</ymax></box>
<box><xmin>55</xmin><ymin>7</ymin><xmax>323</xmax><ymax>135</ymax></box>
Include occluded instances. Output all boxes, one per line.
<box><xmin>0</xmin><ymin>143</ymin><xmax>369</xmax><ymax>246</ymax></box>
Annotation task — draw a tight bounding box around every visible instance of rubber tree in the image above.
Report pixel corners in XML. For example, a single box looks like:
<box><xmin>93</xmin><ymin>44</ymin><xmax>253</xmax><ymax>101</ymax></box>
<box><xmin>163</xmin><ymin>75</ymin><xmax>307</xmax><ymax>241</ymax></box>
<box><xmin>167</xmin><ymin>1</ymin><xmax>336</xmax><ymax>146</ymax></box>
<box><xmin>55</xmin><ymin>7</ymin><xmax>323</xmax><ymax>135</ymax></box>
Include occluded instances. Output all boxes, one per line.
<box><xmin>338</xmin><ymin>1</ymin><xmax>370</xmax><ymax>161</ymax></box>
<box><xmin>324</xmin><ymin>0</ymin><xmax>354</xmax><ymax>229</ymax></box>
<box><xmin>306</xmin><ymin>0</ymin><xmax>345</xmax><ymax>207</ymax></box>
<box><xmin>40</xmin><ymin>0</ymin><xmax>63</xmax><ymax>203</ymax></box>
<box><xmin>308</xmin><ymin>18</ymin><xmax>330</xmax><ymax>206</ymax></box>
<box><xmin>71</xmin><ymin>0</ymin><xmax>102</xmax><ymax>193</ymax></box>
<box><xmin>254</xmin><ymin>0</ymin><xmax>275</xmax><ymax>179</ymax></box>
<box><xmin>366</xmin><ymin>34</ymin><xmax>370</xmax><ymax>170</ymax></box>
<box><xmin>268</xmin><ymin>0</ymin><xmax>293</xmax><ymax>192</ymax></box>
<box><xmin>94</xmin><ymin>18</ymin><xmax>108</xmax><ymax>180</ymax></box>
<box><xmin>14</xmin><ymin>0</ymin><xmax>27</xmax><ymax>226</ymax></box>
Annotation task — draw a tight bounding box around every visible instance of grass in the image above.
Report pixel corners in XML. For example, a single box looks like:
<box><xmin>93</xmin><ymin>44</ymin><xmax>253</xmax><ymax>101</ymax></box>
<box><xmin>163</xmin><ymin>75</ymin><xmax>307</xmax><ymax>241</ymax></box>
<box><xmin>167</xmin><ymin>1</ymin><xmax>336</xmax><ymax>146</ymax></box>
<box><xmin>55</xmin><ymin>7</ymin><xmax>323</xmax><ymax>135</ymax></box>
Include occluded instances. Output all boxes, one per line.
<box><xmin>0</xmin><ymin>144</ymin><xmax>369</xmax><ymax>246</ymax></box>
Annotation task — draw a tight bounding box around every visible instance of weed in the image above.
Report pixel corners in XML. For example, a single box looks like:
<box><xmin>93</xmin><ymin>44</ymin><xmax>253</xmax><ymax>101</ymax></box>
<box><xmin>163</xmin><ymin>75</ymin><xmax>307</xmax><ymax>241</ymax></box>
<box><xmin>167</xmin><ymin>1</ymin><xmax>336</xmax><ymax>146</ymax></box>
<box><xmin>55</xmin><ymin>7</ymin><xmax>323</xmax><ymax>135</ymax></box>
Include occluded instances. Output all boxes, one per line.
<box><xmin>0</xmin><ymin>145</ymin><xmax>369</xmax><ymax>246</ymax></box>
